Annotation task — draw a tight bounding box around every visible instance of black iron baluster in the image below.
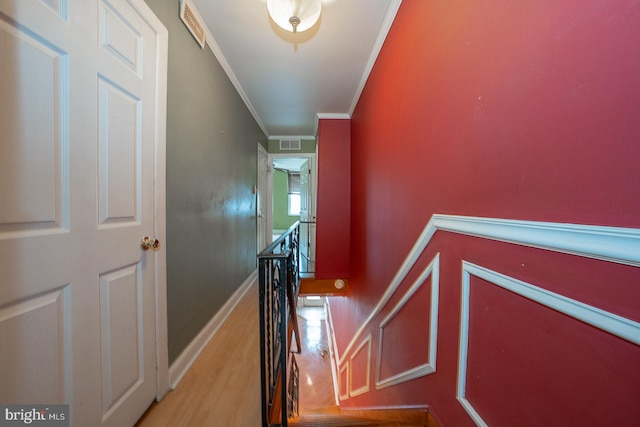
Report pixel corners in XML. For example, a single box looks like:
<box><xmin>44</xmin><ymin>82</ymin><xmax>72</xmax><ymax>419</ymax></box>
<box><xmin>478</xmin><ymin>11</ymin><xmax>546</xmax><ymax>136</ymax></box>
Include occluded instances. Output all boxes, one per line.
<box><xmin>258</xmin><ymin>221</ymin><xmax>301</xmax><ymax>427</ymax></box>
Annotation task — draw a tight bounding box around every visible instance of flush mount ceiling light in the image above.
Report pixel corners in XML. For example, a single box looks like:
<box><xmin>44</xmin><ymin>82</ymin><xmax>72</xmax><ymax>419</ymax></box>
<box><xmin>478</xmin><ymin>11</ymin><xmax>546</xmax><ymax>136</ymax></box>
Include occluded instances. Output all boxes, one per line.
<box><xmin>267</xmin><ymin>0</ymin><xmax>322</xmax><ymax>33</ymax></box>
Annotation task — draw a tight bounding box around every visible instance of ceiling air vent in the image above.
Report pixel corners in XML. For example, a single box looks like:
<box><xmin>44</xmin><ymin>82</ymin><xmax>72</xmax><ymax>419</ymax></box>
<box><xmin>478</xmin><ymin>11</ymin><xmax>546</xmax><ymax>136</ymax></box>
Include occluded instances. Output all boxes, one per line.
<box><xmin>180</xmin><ymin>0</ymin><xmax>206</xmax><ymax>49</ymax></box>
<box><xmin>279</xmin><ymin>139</ymin><xmax>301</xmax><ymax>151</ymax></box>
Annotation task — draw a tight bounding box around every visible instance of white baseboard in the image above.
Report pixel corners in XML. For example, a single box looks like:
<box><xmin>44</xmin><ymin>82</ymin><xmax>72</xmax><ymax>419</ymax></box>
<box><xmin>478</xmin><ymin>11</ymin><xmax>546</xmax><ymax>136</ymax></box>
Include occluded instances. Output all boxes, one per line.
<box><xmin>168</xmin><ymin>269</ymin><xmax>258</xmax><ymax>389</ymax></box>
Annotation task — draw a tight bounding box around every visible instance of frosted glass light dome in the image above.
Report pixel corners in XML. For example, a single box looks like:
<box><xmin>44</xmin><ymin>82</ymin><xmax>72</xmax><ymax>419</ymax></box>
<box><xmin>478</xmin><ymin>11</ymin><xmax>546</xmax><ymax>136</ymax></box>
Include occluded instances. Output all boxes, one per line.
<box><xmin>267</xmin><ymin>0</ymin><xmax>322</xmax><ymax>33</ymax></box>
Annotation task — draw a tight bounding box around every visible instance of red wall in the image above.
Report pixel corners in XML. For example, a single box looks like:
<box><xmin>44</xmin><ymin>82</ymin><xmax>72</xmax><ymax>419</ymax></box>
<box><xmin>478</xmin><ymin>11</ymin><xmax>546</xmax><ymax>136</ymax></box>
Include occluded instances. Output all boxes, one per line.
<box><xmin>329</xmin><ymin>0</ymin><xmax>640</xmax><ymax>424</ymax></box>
<box><xmin>316</xmin><ymin>119</ymin><xmax>351</xmax><ymax>279</ymax></box>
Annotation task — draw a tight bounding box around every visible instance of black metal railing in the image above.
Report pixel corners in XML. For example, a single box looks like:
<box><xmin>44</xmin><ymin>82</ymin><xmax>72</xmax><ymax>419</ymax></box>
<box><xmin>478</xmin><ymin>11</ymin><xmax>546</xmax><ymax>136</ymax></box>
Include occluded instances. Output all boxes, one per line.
<box><xmin>258</xmin><ymin>221</ymin><xmax>301</xmax><ymax>427</ymax></box>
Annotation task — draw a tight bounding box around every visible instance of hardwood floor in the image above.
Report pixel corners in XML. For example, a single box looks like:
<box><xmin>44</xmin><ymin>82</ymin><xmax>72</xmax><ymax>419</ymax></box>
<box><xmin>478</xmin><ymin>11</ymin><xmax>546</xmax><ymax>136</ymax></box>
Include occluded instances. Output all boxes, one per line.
<box><xmin>135</xmin><ymin>279</ymin><xmax>338</xmax><ymax>427</ymax></box>
<box><xmin>135</xmin><ymin>279</ymin><xmax>433</xmax><ymax>426</ymax></box>
<box><xmin>295</xmin><ymin>305</ymin><xmax>337</xmax><ymax>413</ymax></box>
<box><xmin>136</xmin><ymin>282</ymin><xmax>262</xmax><ymax>427</ymax></box>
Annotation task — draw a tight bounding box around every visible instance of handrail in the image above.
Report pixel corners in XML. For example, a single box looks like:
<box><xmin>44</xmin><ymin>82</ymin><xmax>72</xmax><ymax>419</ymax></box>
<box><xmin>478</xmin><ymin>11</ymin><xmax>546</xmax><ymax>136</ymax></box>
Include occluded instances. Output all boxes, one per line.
<box><xmin>258</xmin><ymin>221</ymin><xmax>301</xmax><ymax>427</ymax></box>
<box><xmin>260</xmin><ymin>220</ymin><xmax>301</xmax><ymax>257</ymax></box>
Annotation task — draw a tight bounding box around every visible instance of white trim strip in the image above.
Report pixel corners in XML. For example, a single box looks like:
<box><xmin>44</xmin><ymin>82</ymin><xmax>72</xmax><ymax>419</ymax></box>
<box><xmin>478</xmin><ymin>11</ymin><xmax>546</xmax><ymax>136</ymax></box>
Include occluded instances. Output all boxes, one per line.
<box><xmin>339</xmin><ymin>215</ymin><xmax>640</xmax><ymax>366</ymax></box>
<box><xmin>457</xmin><ymin>262</ymin><xmax>640</xmax><ymax>426</ymax></box>
<box><xmin>168</xmin><ymin>270</ymin><xmax>257</xmax><ymax>389</ymax></box>
<box><xmin>349</xmin><ymin>334</ymin><xmax>372</xmax><ymax>397</ymax></box>
<box><xmin>338</xmin><ymin>216</ymin><xmax>437</xmax><ymax>365</ymax></box>
<box><xmin>314</xmin><ymin>114</ymin><xmax>351</xmax><ymax>136</ymax></box>
<box><xmin>456</xmin><ymin>266</ymin><xmax>487</xmax><ymax>427</ymax></box>
<box><xmin>316</xmin><ymin>113</ymin><xmax>351</xmax><ymax>120</ymax></box>
<box><xmin>198</xmin><ymin>17</ymin><xmax>269</xmax><ymax>137</ymax></box>
<box><xmin>338</xmin><ymin>362</ymin><xmax>350</xmax><ymax>401</ymax></box>
<box><xmin>268</xmin><ymin>135</ymin><xmax>316</xmax><ymax>141</ymax></box>
<box><xmin>325</xmin><ymin>297</ymin><xmax>342</xmax><ymax>405</ymax></box>
<box><xmin>348</xmin><ymin>0</ymin><xmax>403</xmax><ymax>115</ymax></box>
<box><xmin>376</xmin><ymin>254</ymin><xmax>440</xmax><ymax>389</ymax></box>
<box><xmin>433</xmin><ymin>215</ymin><xmax>640</xmax><ymax>267</ymax></box>
<box><xmin>464</xmin><ymin>262</ymin><xmax>640</xmax><ymax>346</ymax></box>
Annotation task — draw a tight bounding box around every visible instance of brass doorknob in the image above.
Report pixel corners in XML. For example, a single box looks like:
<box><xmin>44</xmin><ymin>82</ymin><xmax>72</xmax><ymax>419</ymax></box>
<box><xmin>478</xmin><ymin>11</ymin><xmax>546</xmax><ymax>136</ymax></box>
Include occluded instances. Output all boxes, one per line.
<box><xmin>141</xmin><ymin>236</ymin><xmax>160</xmax><ymax>251</ymax></box>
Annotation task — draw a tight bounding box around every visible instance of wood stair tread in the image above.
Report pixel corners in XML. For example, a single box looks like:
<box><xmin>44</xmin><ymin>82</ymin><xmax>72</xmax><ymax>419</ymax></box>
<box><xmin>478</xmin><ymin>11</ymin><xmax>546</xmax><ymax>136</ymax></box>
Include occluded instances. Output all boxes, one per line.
<box><xmin>289</xmin><ymin>407</ymin><xmax>431</xmax><ymax>427</ymax></box>
<box><xmin>289</xmin><ymin>414</ymin><xmax>387</xmax><ymax>426</ymax></box>
<box><xmin>299</xmin><ymin>278</ymin><xmax>348</xmax><ymax>295</ymax></box>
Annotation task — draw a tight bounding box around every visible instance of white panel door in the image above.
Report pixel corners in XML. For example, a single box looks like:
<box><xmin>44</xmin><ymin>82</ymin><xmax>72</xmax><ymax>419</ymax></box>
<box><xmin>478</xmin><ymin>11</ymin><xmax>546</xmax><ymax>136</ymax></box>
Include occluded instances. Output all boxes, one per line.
<box><xmin>0</xmin><ymin>1</ymin><xmax>165</xmax><ymax>426</ymax></box>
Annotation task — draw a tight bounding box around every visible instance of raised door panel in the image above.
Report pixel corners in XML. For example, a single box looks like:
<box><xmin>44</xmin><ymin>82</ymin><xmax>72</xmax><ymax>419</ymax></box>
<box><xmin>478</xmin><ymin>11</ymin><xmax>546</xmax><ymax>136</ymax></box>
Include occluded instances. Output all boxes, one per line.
<box><xmin>0</xmin><ymin>287</ymin><xmax>71</xmax><ymax>404</ymax></box>
<box><xmin>0</xmin><ymin>16</ymin><xmax>68</xmax><ymax>234</ymax></box>
<box><xmin>99</xmin><ymin>264</ymin><xmax>144</xmax><ymax>420</ymax></box>
<box><xmin>99</xmin><ymin>1</ymin><xmax>142</xmax><ymax>76</ymax></box>
<box><xmin>98</xmin><ymin>78</ymin><xmax>141</xmax><ymax>226</ymax></box>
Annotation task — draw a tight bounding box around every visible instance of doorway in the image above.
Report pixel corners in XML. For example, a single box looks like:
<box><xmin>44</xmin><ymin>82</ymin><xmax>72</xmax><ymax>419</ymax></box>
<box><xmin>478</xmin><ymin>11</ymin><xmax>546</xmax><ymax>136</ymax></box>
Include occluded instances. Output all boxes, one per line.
<box><xmin>269</xmin><ymin>153</ymin><xmax>316</xmax><ymax>275</ymax></box>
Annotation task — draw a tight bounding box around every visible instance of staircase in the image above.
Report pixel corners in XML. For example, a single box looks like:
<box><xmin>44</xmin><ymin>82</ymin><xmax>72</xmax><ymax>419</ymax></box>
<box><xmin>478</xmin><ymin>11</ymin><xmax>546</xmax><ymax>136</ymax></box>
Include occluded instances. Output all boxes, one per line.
<box><xmin>259</xmin><ymin>223</ymin><xmax>439</xmax><ymax>427</ymax></box>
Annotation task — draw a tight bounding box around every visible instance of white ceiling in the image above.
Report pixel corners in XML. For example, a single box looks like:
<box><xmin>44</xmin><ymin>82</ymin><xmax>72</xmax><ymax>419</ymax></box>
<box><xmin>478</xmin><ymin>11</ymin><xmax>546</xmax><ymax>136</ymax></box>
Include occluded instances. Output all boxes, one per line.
<box><xmin>190</xmin><ymin>0</ymin><xmax>401</xmax><ymax>138</ymax></box>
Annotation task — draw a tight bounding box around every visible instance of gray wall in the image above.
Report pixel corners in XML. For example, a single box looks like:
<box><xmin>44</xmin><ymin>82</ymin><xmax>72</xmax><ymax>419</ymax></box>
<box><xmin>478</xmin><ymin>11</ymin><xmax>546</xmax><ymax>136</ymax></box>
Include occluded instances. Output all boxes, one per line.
<box><xmin>144</xmin><ymin>0</ymin><xmax>267</xmax><ymax>363</ymax></box>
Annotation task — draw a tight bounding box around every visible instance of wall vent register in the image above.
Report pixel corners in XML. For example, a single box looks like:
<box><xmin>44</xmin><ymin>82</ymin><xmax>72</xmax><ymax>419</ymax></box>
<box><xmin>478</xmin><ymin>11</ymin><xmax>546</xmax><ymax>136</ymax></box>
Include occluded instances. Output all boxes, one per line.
<box><xmin>280</xmin><ymin>139</ymin><xmax>301</xmax><ymax>150</ymax></box>
<box><xmin>180</xmin><ymin>0</ymin><xmax>206</xmax><ymax>48</ymax></box>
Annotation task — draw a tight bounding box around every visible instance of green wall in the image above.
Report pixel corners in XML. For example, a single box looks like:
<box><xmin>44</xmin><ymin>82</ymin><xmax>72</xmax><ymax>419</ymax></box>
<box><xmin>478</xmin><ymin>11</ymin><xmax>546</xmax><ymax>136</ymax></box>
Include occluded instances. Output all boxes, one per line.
<box><xmin>144</xmin><ymin>0</ymin><xmax>267</xmax><ymax>364</ymax></box>
<box><xmin>272</xmin><ymin>170</ymin><xmax>298</xmax><ymax>230</ymax></box>
<box><xmin>268</xmin><ymin>138</ymin><xmax>316</xmax><ymax>233</ymax></box>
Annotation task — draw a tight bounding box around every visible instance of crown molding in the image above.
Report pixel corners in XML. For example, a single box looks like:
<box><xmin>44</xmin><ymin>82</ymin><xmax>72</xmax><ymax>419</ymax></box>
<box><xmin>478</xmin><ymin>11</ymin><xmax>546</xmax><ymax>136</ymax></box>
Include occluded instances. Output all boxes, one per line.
<box><xmin>268</xmin><ymin>135</ymin><xmax>317</xmax><ymax>141</ymax></box>
<box><xmin>349</xmin><ymin>0</ymin><xmax>403</xmax><ymax>115</ymax></box>
<box><xmin>192</xmin><ymin>4</ymin><xmax>269</xmax><ymax>137</ymax></box>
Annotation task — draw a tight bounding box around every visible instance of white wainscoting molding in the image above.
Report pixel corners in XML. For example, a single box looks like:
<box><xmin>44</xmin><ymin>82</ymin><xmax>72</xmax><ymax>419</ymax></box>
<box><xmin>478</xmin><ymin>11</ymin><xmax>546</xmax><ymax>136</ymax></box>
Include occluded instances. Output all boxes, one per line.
<box><xmin>168</xmin><ymin>269</ymin><xmax>258</xmax><ymax>389</ymax></box>
<box><xmin>338</xmin><ymin>362</ymin><xmax>350</xmax><ymax>401</ymax></box>
<box><xmin>457</xmin><ymin>262</ymin><xmax>640</xmax><ymax>427</ymax></box>
<box><xmin>325</xmin><ymin>297</ymin><xmax>342</xmax><ymax>405</ymax></box>
<box><xmin>349</xmin><ymin>334</ymin><xmax>372</xmax><ymax>397</ymax></box>
<box><xmin>433</xmin><ymin>215</ymin><xmax>640</xmax><ymax>267</ymax></box>
<box><xmin>376</xmin><ymin>254</ymin><xmax>440</xmax><ymax>389</ymax></box>
<box><xmin>339</xmin><ymin>214</ymin><xmax>640</xmax><ymax>367</ymax></box>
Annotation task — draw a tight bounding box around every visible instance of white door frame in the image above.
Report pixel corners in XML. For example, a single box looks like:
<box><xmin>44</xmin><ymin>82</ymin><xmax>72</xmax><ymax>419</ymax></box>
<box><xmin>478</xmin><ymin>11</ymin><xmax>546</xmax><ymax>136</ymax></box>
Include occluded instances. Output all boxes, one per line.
<box><xmin>257</xmin><ymin>143</ymin><xmax>271</xmax><ymax>252</ymax></box>
<box><xmin>130</xmin><ymin>0</ymin><xmax>170</xmax><ymax>401</ymax></box>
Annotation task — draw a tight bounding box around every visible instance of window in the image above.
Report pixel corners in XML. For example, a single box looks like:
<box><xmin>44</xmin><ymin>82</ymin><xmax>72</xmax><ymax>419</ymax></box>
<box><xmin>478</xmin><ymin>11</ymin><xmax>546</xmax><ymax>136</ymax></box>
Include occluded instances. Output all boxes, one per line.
<box><xmin>288</xmin><ymin>194</ymin><xmax>301</xmax><ymax>216</ymax></box>
<box><xmin>288</xmin><ymin>172</ymin><xmax>301</xmax><ymax>216</ymax></box>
